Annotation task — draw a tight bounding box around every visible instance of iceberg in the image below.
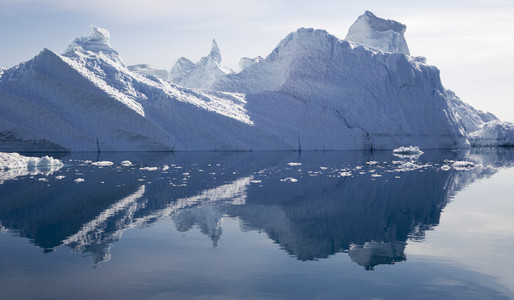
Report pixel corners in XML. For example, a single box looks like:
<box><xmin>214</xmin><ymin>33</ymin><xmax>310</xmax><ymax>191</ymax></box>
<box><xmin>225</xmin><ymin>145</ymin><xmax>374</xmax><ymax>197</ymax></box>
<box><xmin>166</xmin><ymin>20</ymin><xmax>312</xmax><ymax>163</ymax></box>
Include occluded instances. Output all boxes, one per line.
<box><xmin>0</xmin><ymin>13</ymin><xmax>513</xmax><ymax>152</ymax></box>
<box><xmin>169</xmin><ymin>39</ymin><xmax>232</xmax><ymax>89</ymax></box>
<box><xmin>393</xmin><ymin>146</ymin><xmax>424</xmax><ymax>158</ymax></box>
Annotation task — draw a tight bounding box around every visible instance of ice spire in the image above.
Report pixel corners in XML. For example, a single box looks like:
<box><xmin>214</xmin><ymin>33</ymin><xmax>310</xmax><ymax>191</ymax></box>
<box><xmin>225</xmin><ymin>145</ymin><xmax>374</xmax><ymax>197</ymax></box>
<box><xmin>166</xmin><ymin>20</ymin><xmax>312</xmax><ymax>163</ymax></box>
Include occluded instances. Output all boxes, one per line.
<box><xmin>209</xmin><ymin>39</ymin><xmax>222</xmax><ymax>64</ymax></box>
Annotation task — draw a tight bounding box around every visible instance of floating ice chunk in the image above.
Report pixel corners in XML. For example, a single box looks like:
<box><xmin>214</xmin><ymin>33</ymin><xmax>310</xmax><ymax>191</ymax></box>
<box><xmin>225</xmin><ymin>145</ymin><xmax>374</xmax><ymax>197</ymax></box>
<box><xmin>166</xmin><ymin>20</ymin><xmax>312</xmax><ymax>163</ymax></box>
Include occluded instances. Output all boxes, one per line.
<box><xmin>56</xmin><ymin>175</ymin><xmax>66</xmax><ymax>179</ymax></box>
<box><xmin>288</xmin><ymin>162</ymin><xmax>302</xmax><ymax>166</ymax></box>
<box><xmin>366</xmin><ymin>161</ymin><xmax>379</xmax><ymax>165</ymax></box>
<box><xmin>340</xmin><ymin>171</ymin><xmax>352</xmax><ymax>177</ymax></box>
<box><xmin>451</xmin><ymin>161</ymin><xmax>476</xmax><ymax>171</ymax></box>
<box><xmin>250</xmin><ymin>180</ymin><xmax>262</xmax><ymax>183</ymax></box>
<box><xmin>0</xmin><ymin>152</ymin><xmax>64</xmax><ymax>183</ymax></box>
<box><xmin>140</xmin><ymin>167</ymin><xmax>159</xmax><ymax>171</ymax></box>
<box><xmin>91</xmin><ymin>161</ymin><xmax>114</xmax><ymax>166</ymax></box>
<box><xmin>395</xmin><ymin>162</ymin><xmax>422</xmax><ymax>172</ymax></box>
<box><xmin>371</xmin><ymin>173</ymin><xmax>382</xmax><ymax>177</ymax></box>
<box><xmin>393</xmin><ymin>146</ymin><xmax>424</xmax><ymax>158</ymax></box>
<box><xmin>440</xmin><ymin>165</ymin><xmax>451</xmax><ymax>171</ymax></box>
<box><xmin>74</xmin><ymin>178</ymin><xmax>85</xmax><ymax>183</ymax></box>
<box><xmin>120</xmin><ymin>160</ymin><xmax>132</xmax><ymax>167</ymax></box>
<box><xmin>280</xmin><ymin>177</ymin><xmax>298</xmax><ymax>182</ymax></box>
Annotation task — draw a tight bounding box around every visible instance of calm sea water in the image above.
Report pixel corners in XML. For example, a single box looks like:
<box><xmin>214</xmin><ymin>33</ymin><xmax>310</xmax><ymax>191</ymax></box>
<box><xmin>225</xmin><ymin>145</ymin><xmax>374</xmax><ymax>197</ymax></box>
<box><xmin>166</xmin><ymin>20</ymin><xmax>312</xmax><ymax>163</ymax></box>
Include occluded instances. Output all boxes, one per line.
<box><xmin>0</xmin><ymin>149</ymin><xmax>513</xmax><ymax>299</ymax></box>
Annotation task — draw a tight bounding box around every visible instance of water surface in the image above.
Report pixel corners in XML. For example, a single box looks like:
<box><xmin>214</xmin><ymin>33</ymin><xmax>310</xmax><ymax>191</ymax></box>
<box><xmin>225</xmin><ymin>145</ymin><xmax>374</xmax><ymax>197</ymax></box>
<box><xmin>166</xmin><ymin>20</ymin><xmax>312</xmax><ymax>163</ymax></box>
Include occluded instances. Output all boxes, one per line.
<box><xmin>1</xmin><ymin>149</ymin><xmax>513</xmax><ymax>299</ymax></box>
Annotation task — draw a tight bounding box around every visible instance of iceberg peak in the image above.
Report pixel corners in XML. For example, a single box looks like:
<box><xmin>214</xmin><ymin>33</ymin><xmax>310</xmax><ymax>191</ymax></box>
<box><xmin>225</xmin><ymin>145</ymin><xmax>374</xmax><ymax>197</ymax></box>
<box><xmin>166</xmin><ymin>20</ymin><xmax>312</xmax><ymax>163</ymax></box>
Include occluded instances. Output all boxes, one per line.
<box><xmin>169</xmin><ymin>39</ymin><xmax>231</xmax><ymax>89</ymax></box>
<box><xmin>209</xmin><ymin>39</ymin><xmax>222</xmax><ymax>64</ymax></box>
<box><xmin>65</xmin><ymin>25</ymin><xmax>118</xmax><ymax>56</ymax></box>
<box><xmin>91</xmin><ymin>25</ymin><xmax>110</xmax><ymax>41</ymax></box>
<box><xmin>346</xmin><ymin>11</ymin><xmax>410</xmax><ymax>55</ymax></box>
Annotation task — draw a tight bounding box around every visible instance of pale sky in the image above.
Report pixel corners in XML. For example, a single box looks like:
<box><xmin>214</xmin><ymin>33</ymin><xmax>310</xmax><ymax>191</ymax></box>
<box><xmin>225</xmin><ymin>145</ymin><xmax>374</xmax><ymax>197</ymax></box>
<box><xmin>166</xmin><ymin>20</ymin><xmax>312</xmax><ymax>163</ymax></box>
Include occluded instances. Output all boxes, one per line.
<box><xmin>1</xmin><ymin>0</ymin><xmax>513</xmax><ymax>121</ymax></box>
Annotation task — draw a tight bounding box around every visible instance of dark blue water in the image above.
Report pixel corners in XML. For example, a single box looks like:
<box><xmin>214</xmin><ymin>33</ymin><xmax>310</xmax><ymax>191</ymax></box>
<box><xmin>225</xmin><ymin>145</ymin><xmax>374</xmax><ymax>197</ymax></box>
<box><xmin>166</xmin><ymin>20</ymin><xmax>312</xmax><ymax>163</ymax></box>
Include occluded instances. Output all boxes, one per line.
<box><xmin>1</xmin><ymin>149</ymin><xmax>513</xmax><ymax>299</ymax></box>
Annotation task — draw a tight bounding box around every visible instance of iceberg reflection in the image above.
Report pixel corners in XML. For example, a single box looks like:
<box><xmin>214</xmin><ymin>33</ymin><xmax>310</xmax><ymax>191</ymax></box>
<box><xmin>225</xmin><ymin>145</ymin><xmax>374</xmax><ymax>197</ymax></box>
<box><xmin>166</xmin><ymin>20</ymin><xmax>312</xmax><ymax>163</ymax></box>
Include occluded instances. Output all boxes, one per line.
<box><xmin>0</xmin><ymin>149</ymin><xmax>512</xmax><ymax>268</ymax></box>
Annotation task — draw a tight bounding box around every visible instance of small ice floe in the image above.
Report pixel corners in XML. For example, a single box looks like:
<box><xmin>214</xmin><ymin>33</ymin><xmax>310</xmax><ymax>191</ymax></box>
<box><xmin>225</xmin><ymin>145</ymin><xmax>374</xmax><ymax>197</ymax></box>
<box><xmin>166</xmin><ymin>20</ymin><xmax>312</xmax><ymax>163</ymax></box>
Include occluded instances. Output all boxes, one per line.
<box><xmin>440</xmin><ymin>165</ymin><xmax>451</xmax><ymax>171</ymax></box>
<box><xmin>371</xmin><ymin>173</ymin><xmax>382</xmax><ymax>177</ymax></box>
<box><xmin>38</xmin><ymin>178</ymin><xmax>48</xmax><ymax>182</ymax></box>
<box><xmin>288</xmin><ymin>162</ymin><xmax>302</xmax><ymax>166</ymax></box>
<box><xmin>140</xmin><ymin>167</ymin><xmax>159</xmax><ymax>171</ymax></box>
<box><xmin>250</xmin><ymin>180</ymin><xmax>262</xmax><ymax>183</ymax></box>
<box><xmin>340</xmin><ymin>171</ymin><xmax>352</xmax><ymax>177</ymax></box>
<box><xmin>366</xmin><ymin>161</ymin><xmax>379</xmax><ymax>165</ymax></box>
<box><xmin>395</xmin><ymin>162</ymin><xmax>422</xmax><ymax>172</ymax></box>
<box><xmin>280</xmin><ymin>177</ymin><xmax>298</xmax><ymax>182</ymax></box>
<box><xmin>162</xmin><ymin>165</ymin><xmax>170</xmax><ymax>171</ymax></box>
<box><xmin>320</xmin><ymin>167</ymin><xmax>327</xmax><ymax>170</ymax></box>
<box><xmin>56</xmin><ymin>175</ymin><xmax>66</xmax><ymax>180</ymax></box>
<box><xmin>393</xmin><ymin>146</ymin><xmax>424</xmax><ymax>158</ymax></box>
<box><xmin>74</xmin><ymin>178</ymin><xmax>85</xmax><ymax>183</ymax></box>
<box><xmin>120</xmin><ymin>160</ymin><xmax>132</xmax><ymax>167</ymax></box>
<box><xmin>451</xmin><ymin>161</ymin><xmax>477</xmax><ymax>171</ymax></box>
<box><xmin>91</xmin><ymin>161</ymin><xmax>114</xmax><ymax>166</ymax></box>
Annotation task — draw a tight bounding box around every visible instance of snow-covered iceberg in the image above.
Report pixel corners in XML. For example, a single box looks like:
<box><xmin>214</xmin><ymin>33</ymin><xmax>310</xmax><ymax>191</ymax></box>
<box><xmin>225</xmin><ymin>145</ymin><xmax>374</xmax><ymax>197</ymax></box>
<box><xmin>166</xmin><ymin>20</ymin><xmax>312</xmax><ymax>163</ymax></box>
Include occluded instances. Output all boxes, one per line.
<box><xmin>0</xmin><ymin>13</ymin><xmax>512</xmax><ymax>152</ymax></box>
<box><xmin>169</xmin><ymin>39</ymin><xmax>232</xmax><ymax>89</ymax></box>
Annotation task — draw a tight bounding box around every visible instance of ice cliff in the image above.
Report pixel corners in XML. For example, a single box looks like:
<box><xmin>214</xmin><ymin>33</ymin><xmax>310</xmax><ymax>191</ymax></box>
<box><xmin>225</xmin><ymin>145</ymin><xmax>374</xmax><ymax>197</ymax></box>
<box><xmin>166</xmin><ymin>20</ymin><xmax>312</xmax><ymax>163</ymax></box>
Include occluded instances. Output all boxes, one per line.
<box><xmin>0</xmin><ymin>12</ymin><xmax>512</xmax><ymax>152</ymax></box>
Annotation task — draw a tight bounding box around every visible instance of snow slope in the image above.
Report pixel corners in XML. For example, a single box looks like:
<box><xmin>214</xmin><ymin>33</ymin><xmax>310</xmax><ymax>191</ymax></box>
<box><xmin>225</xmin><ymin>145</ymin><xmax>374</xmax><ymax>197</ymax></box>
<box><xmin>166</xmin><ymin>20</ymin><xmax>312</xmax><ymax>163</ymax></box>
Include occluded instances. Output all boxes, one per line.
<box><xmin>169</xmin><ymin>39</ymin><xmax>232</xmax><ymax>89</ymax></box>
